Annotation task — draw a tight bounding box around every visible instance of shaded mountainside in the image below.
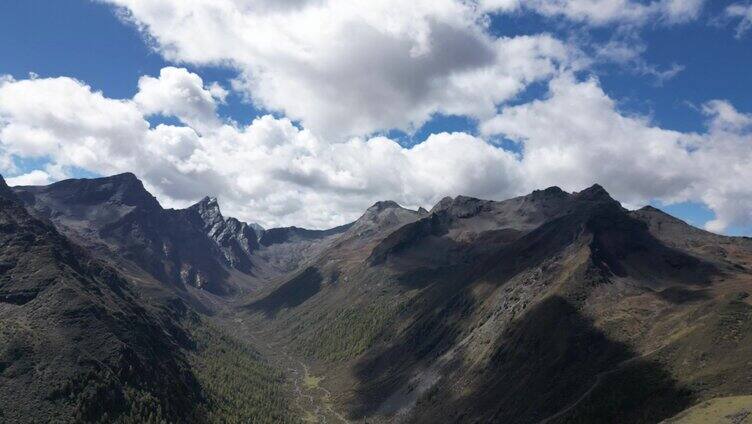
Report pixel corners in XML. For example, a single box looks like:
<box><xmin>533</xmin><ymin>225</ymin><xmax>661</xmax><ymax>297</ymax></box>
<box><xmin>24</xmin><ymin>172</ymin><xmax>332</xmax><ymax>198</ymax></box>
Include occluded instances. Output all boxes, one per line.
<box><xmin>13</xmin><ymin>174</ymin><xmax>229</xmax><ymax>295</ymax></box>
<box><xmin>241</xmin><ymin>184</ymin><xmax>752</xmax><ymax>423</ymax></box>
<box><xmin>4</xmin><ymin>171</ymin><xmax>752</xmax><ymax>423</ymax></box>
<box><xmin>0</xmin><ymin>175</ymin><xmax>298</xmax><ymax>423</ymax></box>
<box><xmin>0</xmin><ymin>176</ymin><xmax>203</xmax><ymax>422</ymax></box>
<box><xmin>13</xmin><ymin>173</ymin><xmax>344</xmax><ymax>297</ymax></box>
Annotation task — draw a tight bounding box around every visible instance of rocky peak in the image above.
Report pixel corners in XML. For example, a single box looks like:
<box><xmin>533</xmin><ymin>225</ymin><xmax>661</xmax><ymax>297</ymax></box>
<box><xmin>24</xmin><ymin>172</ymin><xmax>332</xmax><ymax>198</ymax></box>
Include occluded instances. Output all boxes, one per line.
<box><xmin>182</xmin><ymin>196</ymin><xmax>259</xmax><ymax>273</ymax></box>
<box><xmin>639</xmin><ymin>205</ymin><xmax>662</xmax><ymax>213</ymax></box>
<box><xmin>188</xmin><ymin>196</ymin><xmax>224</xmax><ymax>229</ymax></box>
<box><xmin>529</xmin><ymin>186</ymin><xmax>568</xmax><ymax>200</ymax></box>
<box><xmin>249</xmin><ymin>222</ymin><xmax>266</xmax><ymax>240</ymax></box>
<box><xmin>96</xmin><ymin>173</ymin><xmax>160</xmax><ymax>209</ymax></box>
<box><xmin>197</xmin><ymin>195</ymin><xmax>220</xmax><ymax>209</ymax></box>
<box><xmin>430</xmin><ymin>196</ymin><xmax>455</xmax><ymax>213</ymax></box>
<box><xmin>0</xmin><ymin>175</ymin><xmax>16</xmax><ymax>201</ymax></box>
<box><xmin>348</xmin><ymin>200</ymin><xmax>421</xmax><ymax>238</ymax></box>
<box><xmin>430</xmin><ymin>195</ymin><xmax>490</xmax><ymax>219</ymax></box>
<box><xmin>45</xmin><ymin>172</ymin><xmax>161</xmax><ymax>211</ymax></box>
<box><xmin>188</xmin><ymin>196</ymin><xmax>264</xmax><ymax>240</ymax></box>
<box><xmin>366</xmin><ymin>200</ymin><xmax>402</xmax><ymax>213</ymax></box>
<box><xmin>574</xmin><ymin>184</ymin><xmax>616</xmax><ymax>203</ymax></box>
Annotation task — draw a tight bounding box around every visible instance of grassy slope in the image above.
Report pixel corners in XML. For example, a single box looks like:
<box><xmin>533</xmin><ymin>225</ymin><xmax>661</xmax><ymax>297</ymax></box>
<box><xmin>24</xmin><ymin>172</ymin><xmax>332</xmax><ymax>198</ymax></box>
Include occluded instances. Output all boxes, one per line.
<box><xmin>665</xmin><ymin>396</ymin><xmax>752</xmax><ymax>424</ymax></box>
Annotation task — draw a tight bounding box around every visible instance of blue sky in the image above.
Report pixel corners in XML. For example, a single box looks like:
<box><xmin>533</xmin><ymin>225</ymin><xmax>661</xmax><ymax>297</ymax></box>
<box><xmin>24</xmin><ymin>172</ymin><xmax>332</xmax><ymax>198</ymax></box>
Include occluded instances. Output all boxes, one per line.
<box><xmin>7</xmin><ymin>0</ymin><xmax>750</xmax><ymax>134</ymax></box>
<box><xmin>0</xmin><ymin>0</ymin><xmax>751</xmax><ymax>231</ymax></box>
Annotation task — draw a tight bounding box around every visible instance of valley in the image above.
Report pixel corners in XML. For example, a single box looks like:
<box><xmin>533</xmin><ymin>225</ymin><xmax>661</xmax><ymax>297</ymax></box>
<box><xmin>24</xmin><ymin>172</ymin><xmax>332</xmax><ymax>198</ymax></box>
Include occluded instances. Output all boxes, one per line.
<box><xmin>3</xmin><ymin>173</ymin><xmax>752</xmax><ymax>423</ymax></box>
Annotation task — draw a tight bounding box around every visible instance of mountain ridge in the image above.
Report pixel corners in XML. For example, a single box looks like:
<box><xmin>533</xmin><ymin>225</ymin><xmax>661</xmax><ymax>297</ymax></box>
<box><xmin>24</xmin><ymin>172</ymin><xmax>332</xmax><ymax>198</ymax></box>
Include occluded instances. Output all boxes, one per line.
<box><xmin>3</xmin><ymin>172</ymin><xmax>752</xmax><ymax>423</ymax></box>
<box><xmin>0</xmin><ymin>174</ymin><xmax>207</xmax><ymax>423</ymax></box>
<box><xmin>237</xmin><ymin>179</ymin><xmax>752</xmax><ymax>423</ymax></box>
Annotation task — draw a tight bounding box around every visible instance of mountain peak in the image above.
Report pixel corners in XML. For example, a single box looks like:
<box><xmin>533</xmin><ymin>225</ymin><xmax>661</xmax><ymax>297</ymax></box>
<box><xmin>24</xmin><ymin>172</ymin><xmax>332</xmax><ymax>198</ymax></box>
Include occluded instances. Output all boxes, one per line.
<box><xmin>639</xmin><ymin>205</ymin><xmax>662</xmax><ymax>212</ymax></box>
<box><xmin>199</xmin><ymin>196</ymin><xmax>218</xmax><ymax>205</ymax></box>
<box><xmin>575</xmin><ymin>183</ymin><xmax>616</xmax><ymax>203</ymax></box>
<box><xmin>430</xmin><ymin>196</ymin><xmax>455</xmax><ymax>213</ymax></box>
<box><xmin>101</xmin><ymin>172</ymin><xmax>147</xmax><ymax>190</ymax></box>
<box><xmin>0</xmin><ymin>174</ymin><xmax>15</xmax><ymax>201</ymax></box>
<box><xmin>21</xmin><ymin>172</ymin><xmax>162</xmax><ymax>211</ymax></box>
<box><xmin>367</xmin><ymin>200</ymin><xmax>402</xmax><ymax>213</ymax></box>
<box><xmin>187</xmin><ymin>196</ymin><xmax>225</xmax><ymax>228</ymax></box>
<box><xmin>349</xmin><ymin>200</ymin><xmax>421</xmax><ymax>237</ymax></box>
<box><xmin>192</xmin><ymin>196</ymin><xmax>221</xmax><ymax>214</ymax></box>
<box><xmin>429</xmin><ymin>195</ymin><xmax>489</xmax><ymax>219</ymax></box>
<box><xmin>109</xmin><ymin>171</ymin><xmax>139</xmax><ymax>181</ymax></box>
<box><xmin>187</xmin><ymin>196</ymin><xmax>265</xmax><ymax>242</ymax></box>
<box><xmin>530</xmin><ymin>186</ymin><xmax>567</xmax><ymax>198</ymax></box>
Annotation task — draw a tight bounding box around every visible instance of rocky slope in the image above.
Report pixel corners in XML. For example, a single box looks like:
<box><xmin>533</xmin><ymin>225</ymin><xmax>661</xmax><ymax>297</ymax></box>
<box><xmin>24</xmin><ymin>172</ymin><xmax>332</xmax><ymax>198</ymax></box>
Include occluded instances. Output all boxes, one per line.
<box><xmin>12</xmin><ymin>173</ymin><xmax>341</xmax><ymax>297</ymax></box>
<box><xmin>13</xmin><ymin>173</ymin><xmax>235</xmax><ymax>294</ymax></box>
<box><xmin>240</xmin><ymin>184</ymin><xmax>752</xmax><ymax>423</ymax></box>
<box><xmin>180</xmin><ymin>196</ymin><xmax>261</xmax><ymax>274</ymax></box>
<box><xmin>4</xmin><ymin>172</ymin><xmax>752</xmax><ymax>423</ymax></box>
<box><xmin>0</xmin><ymin>175</ymin><xmax>204</xmax><ymax>423</ymax></box>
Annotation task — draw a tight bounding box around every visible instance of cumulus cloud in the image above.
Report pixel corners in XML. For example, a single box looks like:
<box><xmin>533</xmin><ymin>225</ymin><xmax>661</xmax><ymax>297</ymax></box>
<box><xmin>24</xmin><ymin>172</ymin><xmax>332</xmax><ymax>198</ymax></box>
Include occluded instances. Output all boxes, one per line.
<box><xmin>725</xmin><ymin>3</ymin><xmax>752</xmax><ymax>38</ymax></box>
<box><xmin>0</xmin><ymin>72</ymin><xmax>524</xmax><ymax>228</ymax></box>
<box><xmin>5</xmin><ymin>170</ymin><xmax>52</xmax><ymax>186</ymax></box>
<box><xmin>481</xmin><ymin>0</ymin><xmax>705</xmax><ymax>26</ymax></box>
<box><xmin>482</xmin><ymin>74</ymin><xmax>752</xmax><ymax>233</ymax></box>
<box><xmin>134</xmin><ymin>66</ymin><xmax>227</xmax><ymax>132</ymax></box>
<box><xmin>2</xmin><ymin>69</ymin><xmax>751</xmax><ymax>233</ymax></box>
<box><xmin>0</xmin><ymin>75</ymin><xmax>148</xmax><ymax>178</ymax></box>
<box><xmin>102</xmin><ymin>0</ymin><xmax>578</xmax><ymax>139</ymax></box>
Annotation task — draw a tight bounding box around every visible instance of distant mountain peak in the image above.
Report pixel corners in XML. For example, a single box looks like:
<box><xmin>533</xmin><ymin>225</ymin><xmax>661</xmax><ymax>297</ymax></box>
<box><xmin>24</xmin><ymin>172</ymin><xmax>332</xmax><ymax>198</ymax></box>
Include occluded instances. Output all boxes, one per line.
<box><xmin>639</xmin><ymin>205</ymin><xmax>662</xmax><ymax>212</ymax></box>
<box><xmin>430</xmin><ymin>196</ymin><xmax>455</xmax><ymax>213</ymax></box>
<box><xmin>367</xmin><ymin>200</ymin><xmax>402</xmax><ymax>213</ymax></box>
<box><xmin>349</xmin><ymin>200</ymin><xmax>421</xmax><ymax>237</ymax></box>
<box><xmin>429</xmin><ymin>195</ymin><xmax>490</xmax><ymax>219</ymax></box>
<box><xmin>189</xmin><ymin>196</ymin><xmax>223</xmax><ymax>222</ymax></box>
<box><xmin>530</xmin><ymin>186</ymin><xmax>567</xmax><ymax>198</ymax></box>
<box><xmin>14</xmin><ymin>172</ymin><xmax>161</xmax><ymax>212</ymax></box>
<box><xmin>109</xmin><ymin>171</ymin><xmax>139</xmax><ymax>181</ymax></box>
<box><xmin>189</xmin><ymin>196</ymin><xmax>265</xmax><ymax>241</ymax></box>
<box><xmin>0</xmin><ymin>174</ymin><xmax>16</xmax><ymax>201</ymax></box>
<box><xmin>574</xmin><ymin>183</ymin><xmax>617</xmax><ymax>203</ymax></box>
<box><xmin>198</xmin><ymin>196</ymin><xmax>219</xmax><ymax>206</ymax></box>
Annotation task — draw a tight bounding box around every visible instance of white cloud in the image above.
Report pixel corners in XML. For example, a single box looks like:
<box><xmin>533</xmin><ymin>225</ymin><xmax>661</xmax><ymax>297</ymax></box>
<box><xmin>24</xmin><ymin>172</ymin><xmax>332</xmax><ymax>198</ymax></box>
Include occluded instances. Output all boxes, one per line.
<box><xmin>0</xmin><ymin>76</ymin><xmax>148</xmax><ymax>177</ymax></box>
<box><xmin>102</xmin><ymin>0</ymin><xmax>578</xmax><ymax>139</ymax></box>
<box><xmin>703</xmin><ymin>99</ymin><xmax>752</xmax><ymax>132</ymax></box>
<box><xmin>478</xmin><ymin>0</ymin><xmax>520</xmax><ymax>13</ymax></box>
<box><xmin>481</xmin><ymin>0</ymin><xmax>706</xmax><ymax>26</ymax></box>
<box><xmin>592</xmin><ymin>37</ymin><xmax>684</xmax><ymax>84</ymax></box>
<box><xmin>1</xmin><ymin>69</ymin><xmax>751</xmax><ymax>233</ymax></box>
<box><xmin>0</xmin><ymin>72</ymin><xmax>522</xmax><ymax>228</ymax></box>
<box><xmin>5</xmin><ymin>170</ymin><xmax>52</xmax><ymax>186</ymax></box>
<box><xmin>134</xmin><ymin>66</ymin><xmax>227</xmax><ymax>132</ymax></box>
<box><xmin>725</xmin><ymin>3</ymin><xmax>752</xmax><ymax>38</ymax></box>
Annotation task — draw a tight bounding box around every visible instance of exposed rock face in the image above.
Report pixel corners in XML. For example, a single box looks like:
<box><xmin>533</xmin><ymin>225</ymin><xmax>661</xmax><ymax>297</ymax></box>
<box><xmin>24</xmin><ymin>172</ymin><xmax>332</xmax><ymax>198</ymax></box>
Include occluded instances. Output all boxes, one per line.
<box><xmin>14</xmin><ymin>174</ymin><xmax>235</xmax><ymax>294</ymax></box>
<box><xmin>181</xmin><ymin>197</ymin><xmax>261</xmax><ymax>274</ymax></box>
<box><xmin>12</xmin><ymin>173</ymin><xmax>349</xmax><ymax>295</ymax></box>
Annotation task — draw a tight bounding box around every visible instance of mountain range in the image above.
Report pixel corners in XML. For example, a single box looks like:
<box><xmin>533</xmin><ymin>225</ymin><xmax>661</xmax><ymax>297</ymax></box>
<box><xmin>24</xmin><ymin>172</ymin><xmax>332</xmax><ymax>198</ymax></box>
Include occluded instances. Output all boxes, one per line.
<box><xmin>2</xmin><ymin>172</ymin><xmax>752</xmax><ymax>423</ymax></box>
